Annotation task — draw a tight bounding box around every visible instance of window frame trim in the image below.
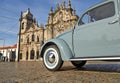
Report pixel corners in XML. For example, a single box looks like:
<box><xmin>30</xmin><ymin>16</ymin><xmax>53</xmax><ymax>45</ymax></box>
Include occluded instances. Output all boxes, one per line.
<box><xmin>78</xmin><ymin>1</ymin><xmax>116</xmax><ymax>26</ymax></box>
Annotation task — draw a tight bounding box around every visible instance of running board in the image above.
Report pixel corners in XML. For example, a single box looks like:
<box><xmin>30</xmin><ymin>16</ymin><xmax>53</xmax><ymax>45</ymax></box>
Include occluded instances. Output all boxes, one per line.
<box><xmin>70</xmin><ymin>57</ymin><xmax>120</xmax><ymax>61</ymax></box>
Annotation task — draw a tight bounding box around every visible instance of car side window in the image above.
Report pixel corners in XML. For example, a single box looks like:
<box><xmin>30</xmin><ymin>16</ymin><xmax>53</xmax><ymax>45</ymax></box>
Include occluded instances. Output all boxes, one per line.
<box><xmin>79</xmin><ymin>13</ymin><xmax>89</xmax><ymax>25</ymax></box>
<box><xmin>78</xmin><ymin>2</ymin><xmax>115</xmax><ymax>26</ymax></box>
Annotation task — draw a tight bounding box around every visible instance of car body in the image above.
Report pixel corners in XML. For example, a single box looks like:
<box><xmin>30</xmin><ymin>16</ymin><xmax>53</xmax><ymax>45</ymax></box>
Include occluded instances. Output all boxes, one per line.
<box><xmin>40</xmin><ymin>0</ymin><xmax>120</xmax><ymax>71</ymax></box>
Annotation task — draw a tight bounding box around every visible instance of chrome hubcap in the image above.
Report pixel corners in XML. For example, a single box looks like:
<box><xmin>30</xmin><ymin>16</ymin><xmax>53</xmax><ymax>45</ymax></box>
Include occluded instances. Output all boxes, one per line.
<box><xmin>44</xmin><ymin>47</ymin><xmax>59</xmax><ymax>69</ymax></box>
<box><xmin>48</xmin><ymin>53</ymin><xmax>55</xmax><ymax>63</ymax></box>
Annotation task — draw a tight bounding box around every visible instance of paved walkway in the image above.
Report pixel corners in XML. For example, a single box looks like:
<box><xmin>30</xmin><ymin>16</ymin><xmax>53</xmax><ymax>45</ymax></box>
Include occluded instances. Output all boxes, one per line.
<box><xmin>0</xmin><ymin>61</ymin><xmax>120</xmax><ymax>83</ymax></box>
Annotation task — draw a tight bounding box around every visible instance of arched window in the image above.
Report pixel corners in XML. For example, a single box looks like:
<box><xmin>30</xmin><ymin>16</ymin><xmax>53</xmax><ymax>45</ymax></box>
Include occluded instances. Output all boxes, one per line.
<box><xmin>22</xmin><ymin>23</ymin><xmax>24</xmax><ymax>29</ymax></box>
<box><xmin>32</xmin><ymin>34</ymin><xmax>34</xmax><ymax>41</ymax></box>
<box><xmin>27</xmin><ymin>37</ymin><xmax>29</xmax><ymax>44</ymax></box>
<box><xmin>26</xmin><ymin>51</ymin><xmax>28</xmax><ymax>60</ymax></box>
<box><xmin>30</xmin><ymin>49</ymin><xmax>34</xmax><ymax>59</ymax></box>
<box><xmin>37</xmin><ymin>36</ymin><xmax>39</xmax><ymax>42</ymax></box>
<box><xmin>36</xmin><ymin>51</ymin><xmax>39</xmax><ymax>59</ymax></box>
<box><xmin>20</xmin><ymin>53</ymin><xmax>22</xmax><ymax>59</ymax></box>
<box><xmin>21</xmin><ymin>38</ymin><xmax>23</xmax><ymax>42</ymax></box>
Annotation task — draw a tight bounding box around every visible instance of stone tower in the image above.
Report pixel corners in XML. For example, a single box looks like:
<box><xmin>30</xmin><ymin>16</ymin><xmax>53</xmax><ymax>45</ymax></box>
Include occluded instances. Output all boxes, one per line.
<box><xmin>19</xmin><ymin>8</ymin><xmax>44</xmax><ymax>61</ymax></box>
<box><xmin>45</xmin><ymin>0</ymin><xmax>78</xmax><ymax>41</ymax></box>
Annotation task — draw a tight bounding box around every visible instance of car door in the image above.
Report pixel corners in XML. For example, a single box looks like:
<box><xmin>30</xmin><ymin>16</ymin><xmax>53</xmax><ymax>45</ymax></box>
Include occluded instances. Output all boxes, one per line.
<box><xmin>74</xmin><ymin>0</ymin><xmax>120</xmax><ymax>58</ymax></box>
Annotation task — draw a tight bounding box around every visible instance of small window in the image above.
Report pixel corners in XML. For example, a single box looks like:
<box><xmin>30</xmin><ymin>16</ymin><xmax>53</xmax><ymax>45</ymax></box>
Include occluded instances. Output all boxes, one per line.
<box><xmin>78</xmin><ymin>2</ymin><xmax>115</xmax><ymax>25</ymax></box>
<box><xmin>26</xmin><ymin>51</ymin><xmax>28</xmax><ymax>60</ymax></box>
<box><xmin>21</xmin><ymin>38</ymin><xmax>23</xmax><ymax>42</ymax></box>
<box><xmin>37</xmin><ymin>36</ymin><xmax>39</xmax><ymax>42</ymax></box>
<box><xmin>36</xmin><ymin>51</ymin><xmax>39</xmax><ymax>59</ymax></box>
<box><xmin>32</xmin><ymin>34</ymin><xmax>34</xmax><ymax>42</ymax></box>
<box><xmin>30</xmin><ymin>49</ymin><xmax>34</xmax><ymax>59</ymax></box>
<box><xmin>20</xmin><ymin>53</ymin><xmax>22</xmax><ymax>59</ymax></box>
<box><xmin>27</xmin><ymin>21</ymin><xmax>31</xmax><ymax>27</ymax></box>
<box><xmin>27</xmin><ymin>37</ymin><xmax>29</xmax><ymax>44</ymax></box>
<box><xmin>22</xmin><ymin>23</ymin><xmax>24</xmax><ymax>29</ymax></box>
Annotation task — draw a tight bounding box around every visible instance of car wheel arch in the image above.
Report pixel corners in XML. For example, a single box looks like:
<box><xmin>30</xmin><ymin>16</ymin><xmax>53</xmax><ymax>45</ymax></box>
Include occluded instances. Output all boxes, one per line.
<box><xmin>40</xmin><ymin>39</ymin><xmax>73</xmax><ymax>61</ymax></box>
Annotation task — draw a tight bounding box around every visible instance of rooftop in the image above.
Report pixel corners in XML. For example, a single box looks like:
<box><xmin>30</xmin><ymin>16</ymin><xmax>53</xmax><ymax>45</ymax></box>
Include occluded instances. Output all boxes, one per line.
<box><xmin>0</xmin><ymin>44</ymin><xmax>17</xmax><ymax>50</ymax></box>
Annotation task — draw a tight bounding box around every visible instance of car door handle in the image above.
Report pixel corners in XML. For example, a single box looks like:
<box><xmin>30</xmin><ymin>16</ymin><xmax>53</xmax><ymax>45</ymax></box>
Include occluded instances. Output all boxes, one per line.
<box><xmin>108</xmin><ymin>19</ymin><xmax>119</xmax><ymax>24</ymax></box>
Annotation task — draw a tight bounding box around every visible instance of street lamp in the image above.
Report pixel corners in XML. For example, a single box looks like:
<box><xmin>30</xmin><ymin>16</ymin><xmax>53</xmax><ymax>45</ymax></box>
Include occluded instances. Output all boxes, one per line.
<box><xmin>17</xmin><ymin>11</ymin><xmax>23</xmax><ymax>62</ymax></box>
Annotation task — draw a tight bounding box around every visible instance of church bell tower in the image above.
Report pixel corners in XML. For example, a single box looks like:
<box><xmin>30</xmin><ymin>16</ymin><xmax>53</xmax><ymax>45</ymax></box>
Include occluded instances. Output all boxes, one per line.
<box><xmin>20</xmin><ymin>8</ymin><xmax>33</xmax><ymax>33</ymax></box>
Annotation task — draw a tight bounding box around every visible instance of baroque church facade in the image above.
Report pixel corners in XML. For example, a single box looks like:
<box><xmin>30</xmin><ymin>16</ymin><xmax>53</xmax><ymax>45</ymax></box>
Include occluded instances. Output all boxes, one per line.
<box><xmin>45</xmin><ymin>0</ymin><xmax>78</xmax><ymax>41</ymax></box>
<box><xmin>18</xmin><ymin>9</ymin><xmax>44</xmax><ymax>61</ymax></box>
<box><xmin>18</xmin><ymin>0</ymin><xmax>78</xmax><ymax>61</ymax></box>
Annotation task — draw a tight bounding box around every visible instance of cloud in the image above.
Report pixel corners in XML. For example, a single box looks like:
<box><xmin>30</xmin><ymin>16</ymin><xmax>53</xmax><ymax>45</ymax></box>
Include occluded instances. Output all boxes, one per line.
<box><xmin>0</xmin><ymin>0</ymin><xmax>105</xmax><ymax>46</ymax></box>
<box><xmin>0</xmin><ymin>30</ymin><xmax>17</xmax><ymax>35</ymax></box>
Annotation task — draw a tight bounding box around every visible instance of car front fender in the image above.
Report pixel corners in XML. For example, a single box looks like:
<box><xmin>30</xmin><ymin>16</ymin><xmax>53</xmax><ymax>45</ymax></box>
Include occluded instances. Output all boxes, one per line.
<box><xmin>40</xmin><ymin>38</ymin><xmax>73</xmax><ymax>61</ymax></box>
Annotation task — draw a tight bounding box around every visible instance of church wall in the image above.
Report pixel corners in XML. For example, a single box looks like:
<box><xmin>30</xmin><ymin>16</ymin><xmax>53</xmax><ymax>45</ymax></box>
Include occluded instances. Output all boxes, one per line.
<box><xmin>18</xmin><ymin>0</ymin><xmax>78</xmax><ymax>61</ymax></box>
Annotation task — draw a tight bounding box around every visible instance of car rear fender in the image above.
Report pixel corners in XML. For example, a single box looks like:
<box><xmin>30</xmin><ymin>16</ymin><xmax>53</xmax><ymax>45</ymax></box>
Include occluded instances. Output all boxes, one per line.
<box><xmin>40</xmin><ymin>39</ymin><xmax>73</xmax><ymax>61</ymax></box>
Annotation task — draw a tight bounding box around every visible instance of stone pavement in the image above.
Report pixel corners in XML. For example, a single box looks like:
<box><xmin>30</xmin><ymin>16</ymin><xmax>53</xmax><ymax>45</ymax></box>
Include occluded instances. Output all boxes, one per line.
<box><xmin>0</xmin><ymin>61</ymin><xmax>120</xmax><ymax>83</ymax></box>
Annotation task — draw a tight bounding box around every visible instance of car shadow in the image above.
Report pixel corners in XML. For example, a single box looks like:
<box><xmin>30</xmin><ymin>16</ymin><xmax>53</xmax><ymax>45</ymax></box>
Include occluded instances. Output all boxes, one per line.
<box><xmin>61</xmin><ymin>63</ymin><xmax>120</xmax><ymax>73</ymax></box>
<box><xmin>79</xmin><ymin>64</ymin><xmax>120</xmax><ymax>72</ymax></box>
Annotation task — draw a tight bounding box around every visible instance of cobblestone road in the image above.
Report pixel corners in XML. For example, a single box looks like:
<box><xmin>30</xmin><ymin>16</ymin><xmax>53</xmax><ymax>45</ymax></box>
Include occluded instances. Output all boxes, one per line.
<box><xmin>0</xmin><ymin>61</ymin><xmax>120</xmax><ymax>83</ymax></box>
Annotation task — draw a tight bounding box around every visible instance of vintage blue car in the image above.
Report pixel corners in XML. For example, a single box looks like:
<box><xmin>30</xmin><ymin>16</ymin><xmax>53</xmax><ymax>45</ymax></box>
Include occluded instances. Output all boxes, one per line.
<box><xmin>40</xmin><ymin>0</ymin><xmax>120</xmax><ymax>71</ymax></box>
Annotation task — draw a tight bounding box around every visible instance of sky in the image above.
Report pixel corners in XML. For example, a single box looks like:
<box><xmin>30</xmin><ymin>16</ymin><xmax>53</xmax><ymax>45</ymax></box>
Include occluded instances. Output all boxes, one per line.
<box><xmin>0</xmin><ymin>0</ymin><xmax>104</xmax><ymax>47</ymax></box>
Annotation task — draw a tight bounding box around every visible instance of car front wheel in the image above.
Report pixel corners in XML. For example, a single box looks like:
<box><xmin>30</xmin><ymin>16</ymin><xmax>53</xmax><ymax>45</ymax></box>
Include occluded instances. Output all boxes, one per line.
<box><xmin>71</xmin><ymin>61</ymin><xmax>86</xmax><ymax>68</ymax></box>
<box><xmin>43</xmin><ymin>45</ymin><xmax>63</xmax><ymax>71</ymax></box>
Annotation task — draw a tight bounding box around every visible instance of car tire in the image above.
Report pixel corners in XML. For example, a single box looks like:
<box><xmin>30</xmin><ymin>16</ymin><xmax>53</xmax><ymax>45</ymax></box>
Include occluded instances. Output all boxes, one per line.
<box><xmin>43</xmin><ymin>45</ymin><xmax>63</xmax><ymax>71</ymax></box>
<box><xmin>71</xmin><ymin>61</ymin><xmax>86</xmax><ymax>68</ymax></box>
